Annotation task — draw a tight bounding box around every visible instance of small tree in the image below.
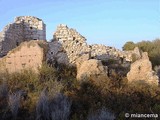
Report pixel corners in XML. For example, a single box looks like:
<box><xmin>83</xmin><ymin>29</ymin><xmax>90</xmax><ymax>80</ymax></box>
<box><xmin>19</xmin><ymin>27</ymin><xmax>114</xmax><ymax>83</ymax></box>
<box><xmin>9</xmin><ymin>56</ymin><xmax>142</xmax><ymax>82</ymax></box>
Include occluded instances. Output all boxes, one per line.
<box><xmin>122</xmin><ymin>41</ymin><xmax>135</xmax><ymax>51</ymax></box>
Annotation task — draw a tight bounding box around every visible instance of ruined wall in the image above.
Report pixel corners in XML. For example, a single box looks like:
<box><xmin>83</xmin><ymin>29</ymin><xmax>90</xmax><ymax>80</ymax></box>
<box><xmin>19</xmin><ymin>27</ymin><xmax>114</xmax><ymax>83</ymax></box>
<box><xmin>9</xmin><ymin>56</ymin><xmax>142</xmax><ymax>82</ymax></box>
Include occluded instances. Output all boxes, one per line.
<box><xmin>0</xmin><ymin>22</ymin><xmax>24</xmax><ymax>57</ymax></box>
<box><xmin>15</xmin><ymin>16</ymin><xmax>46</xmax><ymax>40</ymax></box>
<box><xmin>0</xmin><ymin>40</ymin><xmax>47</xmax><ymax>73</ymax></box>
<box><xmin>90</xmin><ymin>44</ymin><xmax>122</xmax><ymax>60</ymax></box>
<box><xmin>47</xmin><ymin>24</ymin><xmax>90</xmax><ymax>65</ymax></box>
<box><xmin>48</xmin><ymin>24</ymin><xmax>139</xmax><ymax>66</ymax></box>
<box><xmin>0</xmin><ymin>16</ymin><xmax>46</xmax><ymax>57</ymax></box>
<box><xmin>127</xmin><ymin>52</ymin><xmax>159</xmax><ymax>85</ymax></box>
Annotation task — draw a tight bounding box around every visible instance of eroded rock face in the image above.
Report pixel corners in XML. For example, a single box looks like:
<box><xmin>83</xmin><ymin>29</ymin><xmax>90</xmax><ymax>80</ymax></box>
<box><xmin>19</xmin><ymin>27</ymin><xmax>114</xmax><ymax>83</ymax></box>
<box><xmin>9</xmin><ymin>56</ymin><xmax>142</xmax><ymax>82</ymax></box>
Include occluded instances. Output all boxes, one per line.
<box><xmin>76</xmin><ymin>59</ymin><xmax>109</xmax><ymax>85</ymax></box>
<box><xmin>127</xmin><ymin>52</ymin><xmax>159</xmax><ymax>85</ymax></box>
<box><xmin>0</xmin><ymin>40</ymin><xmax>47</xmax><ymax>73</ymax></box>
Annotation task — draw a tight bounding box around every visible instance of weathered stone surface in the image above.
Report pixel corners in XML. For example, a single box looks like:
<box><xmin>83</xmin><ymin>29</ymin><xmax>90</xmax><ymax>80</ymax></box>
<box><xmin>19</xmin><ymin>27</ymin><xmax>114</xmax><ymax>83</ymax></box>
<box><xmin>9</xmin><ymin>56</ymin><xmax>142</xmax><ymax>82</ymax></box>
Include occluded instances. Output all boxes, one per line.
<box><xmin>1</xmin><ymin>17</ymin><xmax>158</xmax><ymax>85</ymax></box>
<box><xmin>0</xmin><ymin>16</ymin><xmax>46</xmax><ymax>57</ymax></box>
<box><xmin>127</xmin><ymin>52</ymin><xmax>159</xmax><ymax>85</ymax></box>
<box><xmin>123</xmin><ymin>47</ymin><xmax>142</xmax><ymax>62</ymax></box>
<box><xmin>0</xmin><ymin>40</ymin><xmax>47</xmax><ymax>73</ymax></box>
<box><xmin>49</xmin><ymin>24</ymin><xmax>139</xmax><ymax>67</ymax></box>
<box><xmin>75</xmin><ymin>53</ymin><xmax>90</xmax><ymax>69</ymax></box>
<box><xmin>47</xmin><ymin>41</ymin><xmax>69</xmax><ymax>65</ymax></box>
<box><xmin>77</xmin><ymin>59</ymin><xmax>108</xmax><ymax>84</ymax></box>
<box><xmin>133</xmin><ymin>47</ymin><xmax>141</xmax><ymax>59</ymax></box>
<box><xmin>155</xmin><ymin>66</ymin><xmax>160</xmax><ymax>80</ymax></box>
<box><xmin>49</xmin><ymin>24</ymin><xmax>90</xmax><ymax>65</ymax></box>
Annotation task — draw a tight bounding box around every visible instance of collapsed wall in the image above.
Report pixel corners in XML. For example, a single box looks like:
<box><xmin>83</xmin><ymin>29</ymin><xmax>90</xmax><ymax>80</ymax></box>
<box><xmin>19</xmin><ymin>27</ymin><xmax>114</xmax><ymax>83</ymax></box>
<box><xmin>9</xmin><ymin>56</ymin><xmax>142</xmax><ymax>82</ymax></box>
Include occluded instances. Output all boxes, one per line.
<box><xmin>48</xmin><ymin>24</ymin><xmax>139</xmax><ymax>66</ymax></box>
<box><xmin>0</xmin><ymin>40</ymin><xmax>47</xmax><ymax>73</ymax></box>
<box><xmin>127</xmin><ymin>52</ymin><xmax>159</xmax><ymax>85</ymax></box>
<box><xmin>0</xmin><ymin>16</ymin><xmax>46</xmax><ymax>57</ymax></box>
<box><xmin>0</xmin><ymin>18</ymin><xmax>158</xmax><ymax>85</ymax></box>
<box><xmin>47</xmin><ymin>24</ymin><xmax>90</xmax><ymax>65</ymax></box>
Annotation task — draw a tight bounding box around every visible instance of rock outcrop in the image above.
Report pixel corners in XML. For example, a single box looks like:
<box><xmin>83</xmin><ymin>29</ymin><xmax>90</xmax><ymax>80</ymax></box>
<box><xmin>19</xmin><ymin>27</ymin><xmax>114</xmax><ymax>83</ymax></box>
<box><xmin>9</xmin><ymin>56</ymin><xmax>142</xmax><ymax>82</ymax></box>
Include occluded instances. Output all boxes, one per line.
<box><xmin>0</xmin><ymin>40</ymin><xmax>47</xmax><ymax>73</ymax></box>
<box><xmin>0</xmin><ymin>16</ymin><xmax>46</xmax><ymax>57</ymax></box>
<box><xmin>76</xmin><ymin>59</ymin><xmax>109</xmax><ymax>85</ymax></box>
<box><xmin>127</xmin><ymin>52</ymin><xmax>159</xmax><ymax>85</ymax></box>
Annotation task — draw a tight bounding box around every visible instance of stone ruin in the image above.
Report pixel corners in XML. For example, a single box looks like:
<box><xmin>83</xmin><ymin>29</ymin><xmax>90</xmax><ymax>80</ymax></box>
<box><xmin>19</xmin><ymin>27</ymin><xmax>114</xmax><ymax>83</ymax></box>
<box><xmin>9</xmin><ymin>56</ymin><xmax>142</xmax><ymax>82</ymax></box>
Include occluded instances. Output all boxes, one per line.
<box><xmin>47</xmin><ymin>24</ymin><xmax>138</xmax><ymax>66</ymax></box>
<box><xmin>127</xmin><ymin>52</ymin><xmax>159</xmax><ymax>86</ymax></box>
<box><xmin>48</xmin><ymin>24</ymin><xmax>159</xmax><ymax>85</ymax></box>
<box><xmin>0</xmin><ymin>40</ymin><xmax>47</xmax><ymax>73</ymax></box>
<box><xmin>0</xmin><ymin>16</ymin><xmax>159</xmax><ymax>86</ymax></box>
<box><xmin>47</xmin><ymin>24</ymin><xmax>90</xmax><ymax>65</ymax></box>
<box><xmin>0</xmin><ymin>16</ymin><xmax>46</xmax><ymax>57</ymax></box>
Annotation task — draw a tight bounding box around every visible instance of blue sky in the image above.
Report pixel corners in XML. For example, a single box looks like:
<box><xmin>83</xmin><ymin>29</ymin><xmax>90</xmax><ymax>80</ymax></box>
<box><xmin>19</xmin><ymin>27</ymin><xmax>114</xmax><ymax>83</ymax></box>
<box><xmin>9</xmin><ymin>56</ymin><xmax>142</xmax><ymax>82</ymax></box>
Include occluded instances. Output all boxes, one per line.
<box><xmin>0</xmin><ymin>0</ymin><xmax>159</xmax><ymax>49</ymax></box>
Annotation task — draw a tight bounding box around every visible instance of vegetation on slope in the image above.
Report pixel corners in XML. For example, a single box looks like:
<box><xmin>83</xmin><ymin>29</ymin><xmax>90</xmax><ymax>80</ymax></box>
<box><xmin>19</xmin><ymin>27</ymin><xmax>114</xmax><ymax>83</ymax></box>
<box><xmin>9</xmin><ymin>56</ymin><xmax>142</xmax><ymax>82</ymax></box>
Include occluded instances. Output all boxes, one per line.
<box><xmin>0</xmin><ymin>61</ymin><xmax>160</xmax><ymax>120</ymax></box>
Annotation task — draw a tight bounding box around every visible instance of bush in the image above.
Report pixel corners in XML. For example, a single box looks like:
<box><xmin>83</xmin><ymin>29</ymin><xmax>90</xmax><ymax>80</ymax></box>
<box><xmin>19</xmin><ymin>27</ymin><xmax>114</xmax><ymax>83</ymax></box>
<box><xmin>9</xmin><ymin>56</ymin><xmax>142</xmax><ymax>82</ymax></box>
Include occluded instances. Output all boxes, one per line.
<box><xmin>50</xmin><ymin>93</ymin><xmax>72</xmax><ymax>120</ymax></box>
<box><xmin>39</xmin><ymin>62</ymin><xmax>57</xmax><ymax>82</ymax></box>
<box><xmin>122</xmin><ymin>41</ymin><xmax>136</xmax><ymax>51</ymax></box>
<box><xmin>0</xmin><ymin>81</ymin><xmax>8</xmax><ymax>98</ymax></box>
<box><xmin>123</xmin><ymin>39</ymin><xmax>160</xmax><ymax>66</ymax></box>
<box><xmin>36</xmin><ymin>89</ymin><xmax>50</xmax><ymax>120</ymax></box>
<box><xmin>8</xmin><ymin>91</ymin><xmax>22</xmax><ymax>119</ymax></box>
<box><xmin>6</xmin><ymin>69</ymin><xmax>39</xmax><ymax>92</ymax></box>
<box><xmin>87</xmin><ymin>107</ymin><xmax>115</xmax><ymax>120</ymax></box>
<box><xmin>36</xmin><ymin>90</ymin><xmax>71</xmax><ymax>120</ymax></box>
<box><xmin>1</xmin><ymin>58</ymin><xmax>160</xmax><ymax>119</ymax></box>
<box><xmin>131</xmin><ymin>53</ymin><xmax>138</xmax><ymax>63</ymax></box>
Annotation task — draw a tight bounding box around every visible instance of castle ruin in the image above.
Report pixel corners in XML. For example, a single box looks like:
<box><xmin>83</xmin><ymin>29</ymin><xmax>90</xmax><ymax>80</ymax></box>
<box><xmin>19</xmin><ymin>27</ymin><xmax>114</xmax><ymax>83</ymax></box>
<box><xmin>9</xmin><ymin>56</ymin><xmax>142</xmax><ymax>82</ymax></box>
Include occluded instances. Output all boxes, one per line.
<box><xmin>47</xmin><ymin>24</ymin><xmax>137</xmax><ymax>66</ymax></box>
<box><xmin>0</xmin><ymin>16</ymin><xmax>46</xmax><ymax>57</ymax></box>
<box><xmin>0</xmin><ymin>16</ymin><xmax>158</xmax><ymax>85</ymax></box>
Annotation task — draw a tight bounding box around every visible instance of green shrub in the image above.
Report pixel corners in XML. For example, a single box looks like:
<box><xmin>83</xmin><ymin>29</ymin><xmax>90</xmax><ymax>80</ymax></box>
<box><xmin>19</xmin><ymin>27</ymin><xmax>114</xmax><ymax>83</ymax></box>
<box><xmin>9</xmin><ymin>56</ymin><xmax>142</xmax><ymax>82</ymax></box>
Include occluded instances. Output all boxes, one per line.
<box><xmin>122</xmin><ymin>41</ymin><xmax>136</xmax><ymax>51</ymax></box>
<box><xmin>0</xmin><ymin>59</ymin><xmax>160</xmax><ymax>119</ymax></box>
<box><xmin>39</xmin><ymin>62</ymin><xmax>57</xmax><ymax>82</ymax></box>
<box><xmin>123</xmin><ymin>39</ymin><xmax>160</xmax><ymax>66</ymax></box>
<box><xmin>131</xmin><ymin>53</ymin><xmax>138</xmax><ymax>63</ymax></box>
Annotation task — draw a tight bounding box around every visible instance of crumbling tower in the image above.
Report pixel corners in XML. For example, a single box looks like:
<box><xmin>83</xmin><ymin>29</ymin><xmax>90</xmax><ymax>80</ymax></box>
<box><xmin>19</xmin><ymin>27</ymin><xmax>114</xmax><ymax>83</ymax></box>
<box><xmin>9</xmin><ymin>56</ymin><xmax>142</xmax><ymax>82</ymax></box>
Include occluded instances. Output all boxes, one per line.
<box><xmin>0</xmin><ymin>16</ymin><xmax>46</xmax><ymax>57</ymax></box>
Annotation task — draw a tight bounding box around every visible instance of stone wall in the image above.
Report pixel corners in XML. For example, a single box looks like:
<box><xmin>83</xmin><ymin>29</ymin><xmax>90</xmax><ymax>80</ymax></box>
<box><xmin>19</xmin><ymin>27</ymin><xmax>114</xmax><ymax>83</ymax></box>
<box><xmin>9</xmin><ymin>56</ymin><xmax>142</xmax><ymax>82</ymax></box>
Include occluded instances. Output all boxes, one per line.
<box><xmin>0</xmin><ymin>16</ymin><xmax>46</xmax><ymax>57</ymax></box>
<box><xmin>127</xmin><ymin>52</ymin><xmax>159</xmax><ymax>85</ymax></box>
<box><xmin>90</xmin><ymin>44</ymin><xmax>122</xmax><ymax>61</ymax></box>
<box><xmin>47</xmin><ymin>24</ymin><xmax>90</xmax><ymax>65</ymax></box>
<box><xmin>48</xmin><ymin>24</ymin><xmax>140</xmax><ymax>66</ymax></box>
<box><xmin>0</xmin><ymin>40</ymin><xmax>47</xmax><ymax>73</ymax></box>
<box><xmin>15</xmin><ymin>16</ymin><xmax>46</xmax><ymax>40</ymax></box>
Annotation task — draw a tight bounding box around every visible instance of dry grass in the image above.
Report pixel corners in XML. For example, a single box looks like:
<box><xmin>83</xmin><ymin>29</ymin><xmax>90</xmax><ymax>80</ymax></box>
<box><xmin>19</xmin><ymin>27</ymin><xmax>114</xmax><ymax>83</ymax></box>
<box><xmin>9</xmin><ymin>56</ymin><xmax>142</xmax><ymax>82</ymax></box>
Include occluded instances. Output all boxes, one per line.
<box><xmin>88</xmin><ymin>107</ymin><xmax>115</xmax><ymax>120</ymax></box>
<box><xmin>8</xmin><ymin>91</ymin><xmax>22</xmax><ymax>119</ymax></box>
<box><xmin>50</xmin><ymin>93</ymin><xmax>72</xmax><ymax>120</ymax></box>
<box><xmin>36</xmin><ymin>89</ymin><xmax>49</xmax><ymax>120</ymax></box>
<box><xmin>0</xmin><ymin>81</ymin><xmax>8</xmax><ymax>98</ymax></box>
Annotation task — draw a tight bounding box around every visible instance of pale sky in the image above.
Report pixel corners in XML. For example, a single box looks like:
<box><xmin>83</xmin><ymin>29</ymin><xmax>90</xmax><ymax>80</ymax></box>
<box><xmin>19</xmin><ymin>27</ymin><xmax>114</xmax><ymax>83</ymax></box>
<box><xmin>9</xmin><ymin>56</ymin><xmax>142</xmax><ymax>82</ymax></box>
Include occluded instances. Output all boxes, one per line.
<box><xmin>0</xmin><ymin>0</ymin><xmax>159</xmax><ymax>49</ymax></box>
